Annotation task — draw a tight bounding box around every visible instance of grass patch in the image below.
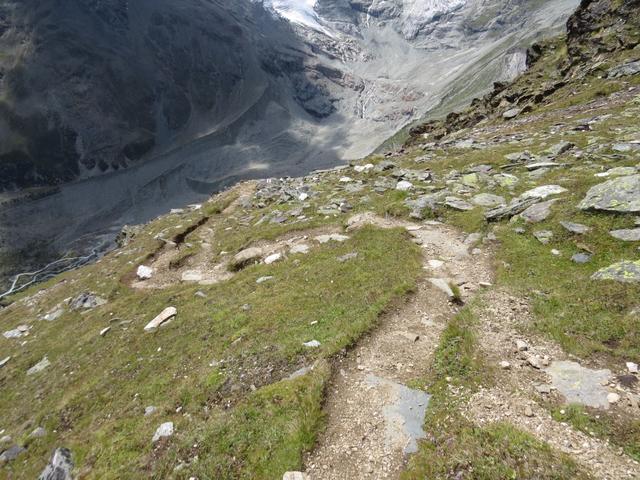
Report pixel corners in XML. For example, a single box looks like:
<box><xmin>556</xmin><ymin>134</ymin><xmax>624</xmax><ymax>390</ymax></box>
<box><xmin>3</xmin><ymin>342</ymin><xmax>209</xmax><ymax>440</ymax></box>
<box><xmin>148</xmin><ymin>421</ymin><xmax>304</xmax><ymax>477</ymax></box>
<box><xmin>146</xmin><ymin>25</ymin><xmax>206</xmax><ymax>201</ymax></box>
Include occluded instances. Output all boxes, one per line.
<box><xmin>0</xmin><ymin>217</ymin><xmax>422</xmax><ymax>478</ymax></box>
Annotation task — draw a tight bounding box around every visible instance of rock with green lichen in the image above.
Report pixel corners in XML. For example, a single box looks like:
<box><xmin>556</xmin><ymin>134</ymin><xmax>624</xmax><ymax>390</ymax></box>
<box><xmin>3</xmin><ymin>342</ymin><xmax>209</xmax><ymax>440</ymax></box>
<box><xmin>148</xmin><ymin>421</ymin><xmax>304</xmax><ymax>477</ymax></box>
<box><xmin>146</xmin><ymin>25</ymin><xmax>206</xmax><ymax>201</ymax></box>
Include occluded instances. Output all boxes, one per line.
<box><xmin>591</xmin><ymin>260</ymin><xmax>640</xmax><ymax>283</ymax></box>
<box><xmin>578</xmin><ymin>175</ymin><xmax>640</xmax><ymax>213</ymax></box>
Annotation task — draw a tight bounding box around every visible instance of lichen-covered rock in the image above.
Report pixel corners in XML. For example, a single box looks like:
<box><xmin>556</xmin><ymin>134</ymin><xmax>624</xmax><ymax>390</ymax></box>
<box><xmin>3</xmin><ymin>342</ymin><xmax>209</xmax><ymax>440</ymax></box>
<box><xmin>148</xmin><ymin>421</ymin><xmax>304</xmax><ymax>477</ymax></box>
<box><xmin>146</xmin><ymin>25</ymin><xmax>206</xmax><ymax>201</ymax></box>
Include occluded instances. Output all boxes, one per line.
<box><xmin>591</xmin><ymin>260</ymin><xmax>640</xmax><ymax>283</ymax></box>
<box><xmin>578</xmin><ymin>175</ymin><xmax>640</xmax><ymax>213</ymax></box>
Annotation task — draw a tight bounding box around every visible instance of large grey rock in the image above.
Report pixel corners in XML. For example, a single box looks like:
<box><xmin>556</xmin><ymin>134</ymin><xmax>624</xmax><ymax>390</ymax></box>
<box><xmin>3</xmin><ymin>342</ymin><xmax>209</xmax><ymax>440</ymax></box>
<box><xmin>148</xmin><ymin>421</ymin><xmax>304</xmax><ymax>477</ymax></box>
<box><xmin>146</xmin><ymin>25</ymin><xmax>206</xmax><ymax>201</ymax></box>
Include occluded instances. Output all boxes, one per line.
<box><xmin>472</xmin><ymin>193</ymin><xmax>506</xmax><ymax>208</ymax></box>
<box><xmin>607</xmin><ymin>60</ymin><xmax>640</xmax><ymax>78</ymax></box>
<box><xmin>0</xmin><ymin>445</ymin><xmax>26</xmax><ymax>464</ymax></box>
<box><xmin>503</xmin><ymin>108</ymin><xmax>521</xmax><ymax>119</ymax></box>
<box><xmin>609</xmin><ymin>228</ymin><xmax>640</xmax><ymax>241</ymax></box>
<box><xmin>545</xmin><ymin>361</ymin><xmax>611</xmax><ymax>408</ymax></box>
<box><xmin>231</xmin><ymin>247</ymin><xmax>263</xmax><ymax>270</ymax></box>
<box><xmin>444</xmin><ymin>197</ymin><xmax>474</xmax><ymax>211</ymax></box>
<box><xmin>70</xmin><ymin>292</ymin><xmax>107</xmax><ymax>310</ymax></box>
<box><xmin>485</xmin><ymin>196</ymin><xmax>539</xmax><ymax>221</ymax></box>
<box><xmin>560</xmin><ymin>221</ymin><xmax>590</xmax><ymax>234</ymax></box>
<box><xmin>520</xmin><ymin>199</ymin><xmax>558</xmax><ymax>223</ymax></box>
<box><xmin>578</xmin><ymin>175</ymin><xmax>640</xmax><ymax>213</ymax></box>
<box><xmin>38</xmin><ymin>447</ymin><xmax>74</xmax><ymax>480</ymax></box>
<box><xmin>545</xmin><ymin>141</ymin><xmax>574</xmax><ymax>156</ymax></box>
<box><xmin>591</xmin><ymin>260</ymin><xmax>640</xmax><ymax>283</ymax></box>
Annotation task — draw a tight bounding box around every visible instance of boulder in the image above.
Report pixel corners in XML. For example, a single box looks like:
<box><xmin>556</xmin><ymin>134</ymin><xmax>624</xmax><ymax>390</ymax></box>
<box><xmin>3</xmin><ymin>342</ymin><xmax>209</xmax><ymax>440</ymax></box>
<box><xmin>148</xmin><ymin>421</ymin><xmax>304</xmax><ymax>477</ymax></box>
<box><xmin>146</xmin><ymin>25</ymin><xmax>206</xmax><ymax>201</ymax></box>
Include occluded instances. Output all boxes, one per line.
<box><xmin>607</xmin><ymin>60</ymin><xmax>640</xmax><ymax>78</ymax></box>
<box><xmin>70</xmin><ymin>292</ymin><xmax>107</xmax><ymax>310</ymax></box>
<box><xmin>444</xmin><ymin>197</ymin><xmax>474</xmax><ymax>211</ymax></box>
<box><xmin>560</xmin><ymin>221</ymin><xmax>590</xmax><ymax>234</ymax></box>
<box><xmin>609</xmin><ymin>228</ymin><xmax>640</xmax><ymax>241</ymax></box>
<box><xmin>38</xmin><ymin>448</ymin><xmax>73</xmax><ymax>480</ymax></box>
<box><xmin>503</xmin><ymin>108</ymin><xmax>521</xmax><ymax>119</ymax></box>
<box><xmin>0</xmin><ymin>445</ymin><xmax>26</xmax><ymax>464</ymax></box>
<box><xmin>472</xmin><ymin>193</ymin><xmax>505</xmax><ymax>208</ymax></box>
<box><xmin>591</xmin><ymin>260</ymin><xmax>640</xmax><ymax>283</ymax></box>
<box><xmin>231</xmin><ymin>247</ymin><xmax>263</xmax><ymax>270</ymax></box>
<box><xmin>396</xmin><ymin>180</ymin><xmax>413</xmax><ymax>191</ymax></box>
<box><xmin>485</xmin><ymin>196</ymin><xmax>539</xmax><ymax>221</ymax></box>
<box><xmin>578</xmin><ymin>175</ymin><xmax>640</xmax><ymax>213</ymax></box>
<box><xmin>520</xmin><ymin>199</ymin><xmax>557</xmax><ymax>223</ymax></box>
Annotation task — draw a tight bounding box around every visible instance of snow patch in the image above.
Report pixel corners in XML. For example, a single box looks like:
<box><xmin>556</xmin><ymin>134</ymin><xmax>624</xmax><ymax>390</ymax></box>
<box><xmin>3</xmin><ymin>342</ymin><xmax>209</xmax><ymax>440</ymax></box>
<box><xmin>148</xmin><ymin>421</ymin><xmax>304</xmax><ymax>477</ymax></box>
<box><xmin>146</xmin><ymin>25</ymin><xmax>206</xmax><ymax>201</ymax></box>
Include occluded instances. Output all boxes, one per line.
<box><xmin>261</xmin><ymin>0</ymin><xmax>334</xmax><ymax>36</ymax></box>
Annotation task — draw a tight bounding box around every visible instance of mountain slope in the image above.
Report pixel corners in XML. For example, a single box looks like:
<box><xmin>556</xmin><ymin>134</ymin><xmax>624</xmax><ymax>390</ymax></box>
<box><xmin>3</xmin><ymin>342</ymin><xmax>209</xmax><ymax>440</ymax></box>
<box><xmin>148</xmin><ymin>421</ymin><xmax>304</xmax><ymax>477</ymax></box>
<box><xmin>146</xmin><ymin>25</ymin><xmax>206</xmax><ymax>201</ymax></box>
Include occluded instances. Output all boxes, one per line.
<box><xmin>1</xmin><ymin>0</ymin><xmax>640</xmax><ymax>477</ymax></box>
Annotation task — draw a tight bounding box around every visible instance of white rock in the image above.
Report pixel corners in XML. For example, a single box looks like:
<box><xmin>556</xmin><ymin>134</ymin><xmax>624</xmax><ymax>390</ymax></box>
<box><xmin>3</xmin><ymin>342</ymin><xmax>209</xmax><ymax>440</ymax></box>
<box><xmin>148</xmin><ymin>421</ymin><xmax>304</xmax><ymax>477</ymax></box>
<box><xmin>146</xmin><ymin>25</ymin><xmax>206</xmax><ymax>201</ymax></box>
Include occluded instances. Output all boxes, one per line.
<box><xmin>515</xmin><ymin>340</ymin><xmax>528</xmax><ymax>351</ymax></box>
<box><xmin>298</xmin><ymin>193</ymin><xmax>309</xmax><ymax>201</ymax></box>
<box><xmin>627</xmin><ymin>362</ymin><xmax>639</xmax><ymax>374</ymax></box>
<box><xmin>0</xmin><ymin>356</ymin><xmax>10</xmax><ymax>368</ymax></box>
<box><xmin>100</xmin><ymin>327</ymin><xmax>111</xmax><ymax>337</ymax></box>
<box><xmin>145</xmin><ymin>406</ymin><xmax>157</xmax><ymax>416</ymax></box>
<box><xmin>396</xmin><ymin>180</ymin><xmax>414</xmax><ymax>191</ymax></box>
<box><xmin>339</xmin><ymin>176</ymin><xmax>353</xmax><ymax>183</ymax></box>
<box><xmin>152</xmin><ymin>422</ymin><xmax>174</xmax><ymax>442</ymax></box>
<box><xmin>303</xmin><ymin>340</ymin><xmax>321</xmax><ymax>348</ymax></box>
<box><xmin>428</xmin><ymin>278</ymin><xmax>454</xmax><ymax>299</ymax></box>
<box><xmin>256</xmin><ymin>276</ymin><xmax>274</xmax><ymax>284</ymax></box>
<box><xmin>42</xmin><ymin>307</ymin><xmax>64</xmax><ymax>322</ymax></box>
<box><xmin>283</xmin><ymin>473</ymin><xmax>309</xmax><ymax>480</ymax></box>
<box><xmin>428</xmin><ymin>259</ymin><xmax>444</xmax><ymax>269</ymax></box>
<box><xmin>607</xmin><ymin>392</ymin><xmax>621</xmax><ymax>404</ymax></box>
<box><xmin>315</xmin><ymin>234</ymin><xmax>350</xmax><ymax>244</ymax></box>
<box><xmin>499</xmin><ymin>361</ymin><xmax>511</xmax><ymax>370</ymax></box>
<box><xmin>520</xmin><ymin>185</ymin><xmax>567</xmax><ymax>199</ymax></box>
<box><xmin>290</xmin><ymin>244</ymin><xmax>310</xmax><ymax>255</ymax></box>
<box><xmin>3</xmin><ymin>329</ymin><xmax>23</xmax><ymax>339</ymax></box>
<box><xmin>264</xmin><ymin>253</ymin><xmax>282</xmax><ymax>265</ymax></box>
<box><xmin>136</xmin><ymin>265</ymin><xmax>154</xmax><ymax>280</ymax></box>
<box><xmin>27</xmin><ymin>357</ymin><xmax>51</xmax><ymax>375</ymax></box>
<box><xmin>144</xmin><ymin>307</ymin><xmax>177</xmax><ymax>332</ymax></box>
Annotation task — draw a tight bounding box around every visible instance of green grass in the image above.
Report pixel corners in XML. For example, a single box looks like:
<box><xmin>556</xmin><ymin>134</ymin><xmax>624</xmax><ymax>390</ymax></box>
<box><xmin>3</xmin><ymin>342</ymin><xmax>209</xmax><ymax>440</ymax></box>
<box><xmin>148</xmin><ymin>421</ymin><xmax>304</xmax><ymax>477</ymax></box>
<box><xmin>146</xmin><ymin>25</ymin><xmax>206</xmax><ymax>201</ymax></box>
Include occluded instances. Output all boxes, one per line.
<box><xmin>403</xmin><ymin>308</ymin><xmax>590</xmax><ymax>479</ymax></box>
<box><xmin>0</xmin><ymin>208</ymin><xmax>422</xmax><ymax>478</ymax></box>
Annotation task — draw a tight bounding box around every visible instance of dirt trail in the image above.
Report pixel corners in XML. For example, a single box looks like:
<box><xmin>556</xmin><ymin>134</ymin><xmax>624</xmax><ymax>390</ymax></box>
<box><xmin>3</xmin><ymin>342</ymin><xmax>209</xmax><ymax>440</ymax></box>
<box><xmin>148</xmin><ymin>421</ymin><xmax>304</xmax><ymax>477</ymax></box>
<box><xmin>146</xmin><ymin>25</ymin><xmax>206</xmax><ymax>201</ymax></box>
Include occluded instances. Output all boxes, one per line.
<box><xmin>304</xmin><ymin>216</ymin><xmax>493</xmax><ymax>479</ymax></box>
<box><xmin>302</xmin><ymin>214</ymin><xmax>640</xmax><ymax>480</ymax></box>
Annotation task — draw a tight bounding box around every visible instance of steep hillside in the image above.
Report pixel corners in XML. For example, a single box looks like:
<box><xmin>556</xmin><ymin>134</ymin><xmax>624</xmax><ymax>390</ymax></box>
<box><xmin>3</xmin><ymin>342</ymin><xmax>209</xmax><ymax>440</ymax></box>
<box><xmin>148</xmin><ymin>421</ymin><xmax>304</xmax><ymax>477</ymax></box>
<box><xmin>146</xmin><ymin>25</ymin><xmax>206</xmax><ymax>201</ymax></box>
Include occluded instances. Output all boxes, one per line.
<box><xmin>0</xmin><ymin>0</ymin><xmax>578</xmax><ymax>291</ymax></box>
<box><xmin>1</xmin><ymin>0</ymin><xmax>640</xmax><ymax>479</ymax></box>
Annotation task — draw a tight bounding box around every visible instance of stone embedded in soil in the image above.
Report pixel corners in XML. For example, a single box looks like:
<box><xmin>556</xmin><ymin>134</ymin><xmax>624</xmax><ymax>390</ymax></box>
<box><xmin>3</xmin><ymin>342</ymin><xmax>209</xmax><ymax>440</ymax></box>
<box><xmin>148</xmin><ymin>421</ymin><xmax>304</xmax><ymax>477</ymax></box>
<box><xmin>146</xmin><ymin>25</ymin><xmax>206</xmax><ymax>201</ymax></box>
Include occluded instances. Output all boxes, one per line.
<box><xmin>520</xmin><ymin>199</ymin><xmax>557</xmax><ymax>223</ymax></box>
<box><xmin>152</xmin><ymin>422</ymin><xmax>174</xmax><ymax>442</ymax></box>
<box><xmin>0</xmin><ymin>445</ymin><xmax>26</xmax><ymax>464</ymax></box>
<box><xmin>444</xmin><ymin>196</ymin><xmax>474</xmax><ymax>211</ymax></box>
<box><xmin>144</xmin><ymin>307</ymin><xmax>177</xmax><ymax>332</ymax></box>
<box><xmin>428</xmin><ymin>278</ymin><xmax>455</xmax><ymax>299</ymax></box>
<box><xmin>264</xmin><ymin>253</ymin><xmax>282</xmax><ymax>264</ymax></box>
<box><xmin>38</xmin><ymin>447</ymin><xmax>74</xmax><ymax>480</ymax></box>
<box><xmin>533</xmin><ymin>230</ymin><xmax>553</xmax><ymax>244</ymax></box>
<box><xmin>591</xmin><ymin>260</ymin><xmax>640</xmax><ymax>283</ymax></box>
<box><xmin>303</xmin><ymin>340</ymin><xmax>321</xmax><ymax>348</ymax></box>
<box><xmin>572</xmin><ymin>253</ymin><xmax>592</xmax><ymax>264</ymax></box>
<box><xmin>231</xmin><ymin>247</ymin><xmax>263</xmax><ymax>270</ymax></box>
<box><xmin>136</xmin><ymin>265</ymin><xmax>153</xmax><ymax>280</ymax></box>
<box><xmin>27</xmin><ymin>356</ymin><xmax>51</xmax><ymax>375</ymax></box>
<box><xmin>560</xmin><ymin>221</ymin><xmax>590</xmax><ymax>234</ymax></box>
<box><xmin>283</xmin><ymin>473</ymin><xmax>309</xmax><ymax>480</ymax></box>
<box><xmin>545</xmin><ymin>360</ymin><xmax>612</xmax><ymax>409</ymax></box>
<box><xmin>627</xmin><ymin>362</ymin><xmax>639</xmax><ymax>374</ymax></box>
<box><xmin>472</xmin><ymin>193</ymin><xmax>506</xmax><ymax>208</ymax></box>
<box><xmin>609</xmin><ymin>228</ymin><xmax>640</xmax><ymax>241</ymax></box>
<box><xmin>578</xmin><ymin>174</ymin><xmax>640</xmax><ymax>213</ymax></box>
<box><xmin>70</xmin><ymin>292</ymin><xmax>107</xmax><ymax>310</ymax></box>
<box><xmin>365</xmin><ymin>375</ymin><xmax>430</xmax><ymax>454</ymax></box>
<box><xmin>520</xmin><ymin>185</ymin><xmax>567</xmax><ymax>200</ymax></box>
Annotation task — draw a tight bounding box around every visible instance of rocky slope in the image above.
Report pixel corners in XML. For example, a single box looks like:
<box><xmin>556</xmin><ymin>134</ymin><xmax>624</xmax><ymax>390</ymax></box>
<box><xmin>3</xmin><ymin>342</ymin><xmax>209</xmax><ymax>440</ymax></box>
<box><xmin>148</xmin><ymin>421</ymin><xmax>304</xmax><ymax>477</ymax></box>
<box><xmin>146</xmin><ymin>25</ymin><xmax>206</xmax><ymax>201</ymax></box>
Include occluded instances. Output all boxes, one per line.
<box><xmin>2</xmin><ymin>0</ymin><xmax>640</xmax><ymax>478</ymax></box>
<box><xmin>0</xmin><ymin>0</ymin><xmax>578</xmax><ymax>288</ymax></box>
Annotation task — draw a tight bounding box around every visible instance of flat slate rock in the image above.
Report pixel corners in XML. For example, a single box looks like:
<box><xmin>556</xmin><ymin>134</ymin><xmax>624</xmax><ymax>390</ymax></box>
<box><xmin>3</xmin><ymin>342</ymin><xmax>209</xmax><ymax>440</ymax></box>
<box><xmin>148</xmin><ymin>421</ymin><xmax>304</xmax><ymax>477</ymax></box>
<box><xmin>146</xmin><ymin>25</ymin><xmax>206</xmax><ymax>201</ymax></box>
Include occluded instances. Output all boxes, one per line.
<box><xmin>591</xmin><ymin>260</ymin><xmax>640</xmax><ymax>283</ymax></box>
<box><xmin>560</xmin><ymin>221</ymin><xmax>590</xmax><ymax>234</ymax></box>
<box><xmin>520</xmin><ymin>185</ymin><xmax>567</xmax><ymax>199</ymax></box>
<box><xmin>609</xmin><ymin>228</ymin><xmax>640</xmax><ymax>241</ymax></box>
<box><xmin>472</xmin><ymin>193</ymin><xmax>506</xmax><ymax>208</ymax></box>
<box><xmin>365</xmin><ymin>375</ymin><xmax>430</xmax><ymax>454</ymax></box>
<box><xmin>444</xmin><ymin>196</ymin><xmax>474</xmax><ymax>211</ymax></box>
<box><xmin>545</xmin><ymin>361</ymin><xmax>612</xmax><ymax>409</ymax></box>
<box><xmin>520</xmin><ymin>199</ymin><xmax>557</xmax><ymax>223</ymax></box>
<box><xmin>485</xmin><ymin>196</ymin><xmax>539</xmax><ymax>221</ymax></box>
<box><xmin>578</xmin><ymin>174</ymin><xmax>640</xmax><ymax>213</ymax></box>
